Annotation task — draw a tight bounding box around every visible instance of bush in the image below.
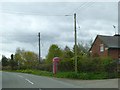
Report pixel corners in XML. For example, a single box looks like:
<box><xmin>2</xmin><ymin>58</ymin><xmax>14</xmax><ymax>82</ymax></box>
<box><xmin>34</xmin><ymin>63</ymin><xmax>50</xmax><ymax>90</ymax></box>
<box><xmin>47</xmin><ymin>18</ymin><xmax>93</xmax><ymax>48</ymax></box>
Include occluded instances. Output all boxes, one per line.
<box><xmin>56</xmin><ymin>72</ymin><xmax>79</xmax><ymax>78</ymax></box>
<box><xmin>16</xmin><ymin>69</ymin><xmax>53</xmax><ymax>77</ymax></box>
<box><xmin>100</xmin><ymin>57</ymin><xmax>117</xmax><ymax>73</ymax></box>
<box><xmin>58</xmin><ymin>59</ymin><xmax>74</xmax><ymax>72</ymax></box>
<box><xmin>55</xmin><ymin>72</ymin><xmax>113</xmax><ymax>80</ymax></box>
<box><xmin>2</xmin><ymin>66</ymin><xmax>11</xmax><ymax>70</ymax></box>
<box><xmin>77</xmin><ymin>56</ymin><xmax>117</xmax><ymax>73</ymax></box>
<box><xmin>36</xmin><ymin>64</ymin><xmax>52</xmax><ymax>72</ymax></box>
<box><xmin>16</xmin><ymin>69</ymin><xmax>34</xmax><ymax>73</ymax></box>
<box><xmin>77</xmin><ymin>56</ymin><xmax>102</xmax><ymax>72</ymax></box>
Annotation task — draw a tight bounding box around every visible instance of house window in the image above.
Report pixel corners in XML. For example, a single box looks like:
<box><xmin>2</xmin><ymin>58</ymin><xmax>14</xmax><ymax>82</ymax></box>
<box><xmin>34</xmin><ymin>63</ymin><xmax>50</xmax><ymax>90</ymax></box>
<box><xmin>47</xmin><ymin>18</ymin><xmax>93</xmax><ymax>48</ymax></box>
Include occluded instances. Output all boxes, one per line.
<box><xmin>100</xmin><ymin>44</ymin><xmax>104</xmax><ymax>52</ymax></box>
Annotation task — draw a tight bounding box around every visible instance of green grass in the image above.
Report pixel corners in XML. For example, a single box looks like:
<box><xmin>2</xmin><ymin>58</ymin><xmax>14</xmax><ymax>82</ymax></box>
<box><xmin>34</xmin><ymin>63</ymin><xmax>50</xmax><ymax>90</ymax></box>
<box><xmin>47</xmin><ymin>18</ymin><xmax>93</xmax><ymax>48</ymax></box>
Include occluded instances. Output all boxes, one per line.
<box><xmin>4</xmin><ymin>69</ymin><xmax>117</xmax><ymax>80</ymax></box>
<box><xmin>16</xmin><ymin>69</ymin><xmax>53</xmax><ymax>77</ymax></box>
<box><xmin>55</xmin><ymin>72</ymin><xmax>112</xmax><ymax>80</ymax></box>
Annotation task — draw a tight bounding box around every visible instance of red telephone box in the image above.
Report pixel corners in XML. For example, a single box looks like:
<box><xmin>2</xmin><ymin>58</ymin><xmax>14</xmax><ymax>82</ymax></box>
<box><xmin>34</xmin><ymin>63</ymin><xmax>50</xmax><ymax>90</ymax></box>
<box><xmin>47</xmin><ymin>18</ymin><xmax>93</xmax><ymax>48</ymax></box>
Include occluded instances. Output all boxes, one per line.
<box><xmin>53</xmin><ymin>57</ymin><xmax>60</xmax><ymax>74</ymax></box>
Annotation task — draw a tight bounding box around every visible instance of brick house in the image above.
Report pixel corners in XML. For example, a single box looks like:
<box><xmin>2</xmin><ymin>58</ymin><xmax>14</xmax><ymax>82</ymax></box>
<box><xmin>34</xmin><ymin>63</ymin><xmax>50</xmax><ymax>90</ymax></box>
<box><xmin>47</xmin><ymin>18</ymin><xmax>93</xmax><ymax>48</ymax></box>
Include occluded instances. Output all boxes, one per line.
<box><xmin>89</xmin><ymin>34</ymin><xmax>120</xmax><ymax>60</ymax></box>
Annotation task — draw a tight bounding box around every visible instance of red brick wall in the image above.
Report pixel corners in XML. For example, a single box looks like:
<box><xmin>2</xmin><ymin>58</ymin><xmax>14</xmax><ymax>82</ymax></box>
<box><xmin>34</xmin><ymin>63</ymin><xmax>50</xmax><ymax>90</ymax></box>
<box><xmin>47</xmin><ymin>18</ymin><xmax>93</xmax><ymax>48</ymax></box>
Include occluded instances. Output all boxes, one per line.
<box><xmin>90</xmin><ymin>37</ymin><xmax>108</xmax><ymax>57</ymax></box>
<box><xmin>108</xmin><ymin>48</ymin><xmax>120</xmax><ymax>59</ymax></box>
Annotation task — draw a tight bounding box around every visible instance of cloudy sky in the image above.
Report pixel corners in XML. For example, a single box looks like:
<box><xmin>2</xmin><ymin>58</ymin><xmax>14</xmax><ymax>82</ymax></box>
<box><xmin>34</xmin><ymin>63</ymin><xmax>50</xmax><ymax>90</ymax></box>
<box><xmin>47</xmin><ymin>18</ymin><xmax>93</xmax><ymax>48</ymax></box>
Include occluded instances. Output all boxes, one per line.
<box><xmin>0</xmin><ymin>0</ymin><xmax>118</xmax><ymax>59</ymax></box>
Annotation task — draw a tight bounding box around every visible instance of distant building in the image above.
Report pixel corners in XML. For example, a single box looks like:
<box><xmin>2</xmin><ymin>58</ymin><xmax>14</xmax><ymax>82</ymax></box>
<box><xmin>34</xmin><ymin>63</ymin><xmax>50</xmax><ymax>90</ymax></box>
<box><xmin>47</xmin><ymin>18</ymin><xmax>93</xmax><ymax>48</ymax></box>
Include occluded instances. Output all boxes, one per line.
<box><xmin>89</xmin><ymin>34</ymin><xmax>120</xmax><ymax>59</ymax></box>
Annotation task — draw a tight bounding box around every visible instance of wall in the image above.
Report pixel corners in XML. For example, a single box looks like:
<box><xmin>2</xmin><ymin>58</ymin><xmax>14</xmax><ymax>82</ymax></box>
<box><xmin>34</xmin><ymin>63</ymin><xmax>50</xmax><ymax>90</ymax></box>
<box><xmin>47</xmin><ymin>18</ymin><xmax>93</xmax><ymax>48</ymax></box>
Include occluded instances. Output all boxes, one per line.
<box><xmin>90</xmin><ymin>36</ymin><xmax>108</xmax><ymax>57</ymax></box>
<box><xmin>108</xmin><ymin>48</ymin><xmax>120</xmax><ymax>60</ymax></box>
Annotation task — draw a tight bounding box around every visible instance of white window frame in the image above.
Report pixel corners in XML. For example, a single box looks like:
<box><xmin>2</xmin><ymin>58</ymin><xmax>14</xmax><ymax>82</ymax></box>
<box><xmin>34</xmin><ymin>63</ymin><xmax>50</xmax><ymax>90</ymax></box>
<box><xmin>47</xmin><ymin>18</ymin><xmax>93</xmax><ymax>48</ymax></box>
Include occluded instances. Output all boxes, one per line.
<box><xmin>100</xmin><ymin>44</ymin><xmax>104</xmax><ymax>52</ymax></box>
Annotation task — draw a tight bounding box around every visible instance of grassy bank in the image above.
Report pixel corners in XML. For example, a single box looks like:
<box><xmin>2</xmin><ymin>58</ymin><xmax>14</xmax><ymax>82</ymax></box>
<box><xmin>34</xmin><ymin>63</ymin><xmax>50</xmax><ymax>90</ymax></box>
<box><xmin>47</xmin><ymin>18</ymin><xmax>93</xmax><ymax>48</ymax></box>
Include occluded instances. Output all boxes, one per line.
<box><xmin>4</xmin><ymin>69</ymin><xmax>118</xmax><ymax>80</ymax></box>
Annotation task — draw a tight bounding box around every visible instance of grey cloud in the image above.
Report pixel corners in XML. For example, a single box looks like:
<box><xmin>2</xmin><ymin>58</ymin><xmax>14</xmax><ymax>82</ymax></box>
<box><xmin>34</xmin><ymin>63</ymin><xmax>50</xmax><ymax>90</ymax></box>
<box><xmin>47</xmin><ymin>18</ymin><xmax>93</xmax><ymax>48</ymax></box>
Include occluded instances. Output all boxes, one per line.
<box><xmin>0</xmin><ymin>2</ymin><xmax>118</xmax><ymax>58</ymax></box>
<box><xmin>77</xmin><ymin>2</ymin><xmax>117</xmax><ymax>22</ymax></box>
<box><xmin>0</xmin><ymin>2</ymin><xmax>87</xmax><ymax>15</ymax></box>
<box><xmin>2</xmin><ymin>32</ymin><xmax>37</xmax><ymax>44</ymax></box>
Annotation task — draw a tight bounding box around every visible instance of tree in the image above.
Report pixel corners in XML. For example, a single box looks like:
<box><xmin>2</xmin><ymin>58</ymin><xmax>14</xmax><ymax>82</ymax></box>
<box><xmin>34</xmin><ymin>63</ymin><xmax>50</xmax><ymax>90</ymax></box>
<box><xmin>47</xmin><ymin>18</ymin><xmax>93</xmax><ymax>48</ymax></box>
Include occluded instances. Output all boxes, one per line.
<box><xmin>9</xmin><ymin>54</ymin><xmax>18</xmax><ymax>70</ymax></box>
<box><xmin>73</xmin><ymin>42</ymin><xmax>90</xmax><ymax>57</ymax></box>
<box><xmin>23</xmin><ymin>51</ymin><xmax>39</xmax><ymax>68</ymax></box>
<box><xmin>1</xmin><ymin>55</ymin><xmax>9</xmax><ymax>66</ymax></box>
<box><xmin>14</xmin><ymin>48</ymin><xmax>39</xmax><ymax>69</ymax></box>
<box><xmin>58</xmin><ymin>46</ymin><xmax>74</xmax><ymax>71</ymax></box>
<box><xmin>62</xmin><ymin>46</ymin><xmax>74</xmax><ymax>59</ymax></box>
<box><xmin>73</xmin><ymin>44</ymin><xmax>82</xmax><ymax>56</ymax></box>
<box><xmin>14</xmin><ymin>48</ymin><xmax>24</xmax><ymax>67</ymax></box>
<box><xmin>45</xmin><ymin>44</ymin><xmax>63</xmax><ymax>64</ymax></box>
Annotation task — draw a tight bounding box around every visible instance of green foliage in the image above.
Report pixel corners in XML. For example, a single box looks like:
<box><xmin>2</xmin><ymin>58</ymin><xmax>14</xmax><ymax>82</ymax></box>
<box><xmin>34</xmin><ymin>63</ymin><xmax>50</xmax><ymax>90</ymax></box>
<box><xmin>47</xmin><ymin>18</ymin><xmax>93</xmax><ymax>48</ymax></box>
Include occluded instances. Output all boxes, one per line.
<box><xmin>45</xmin><ymin>44</ymin><xmax>63</xmax><ymax>64</ymax></box>
<box><xmin>2</xmin><ymin>66</ymin><xmax>11</xmax><ymax>70</ymax></box>
<box><xmin>2</xmin><ymin>42</ymin><xmax>118</xmax><ymax>79</ymax></box>
<box><xmin>77</xmin><ymin>56</ymin><xmax>117</xmax><ymax>73</ymax></box>
<box><xmin>55</xmin><ymin>72</ymin><xmax>113</xmax><ymax>80</ymax></box>
<box><xmin>2</xmin><ymin>54</ymin><xmax>18</xmax><ymax>70</ymax></box>
<box><xmin>16</xmin><ymin>69</ymin><xmax>53</xmax><ymax>77</ymax></box>
<box><xmin>7</xmin><ymin>69</ymin><xmax>117</xmax><ymax>80</ymax></box>
<box><xmin>62</xmin><ymin>46</ymin><xmax>74</xmax><ymax>59</ymax></box>
<box><xmin>58</xmin><ymin>46</ymin><xmax>74</xmax><ymax>72</ymax></box>
<box><xmin>9</xmin><ymin>57</ymin><xmax>18</xmax><ymax>70</ymax></box>
<box><xmin>100</xmin><ymin>57</ymin><xmax>117</xmax><ymax>73</ymax></box>
<box><xmin>14</xmin><ymin>48</ymin><xmax>39</xmax><ymax>69</ymax></box>
<box><xmin>36</xmin><ymin>64</ymin><xmax>52</xmax><ymax>72</ymax></box>
<box><xmin>73</xmin><ymin>43</ymin><xmax>89</xmax><ymax>56</ymax></box>
<box><xmin>1</xmin><ymin>55</ymin><xmax>9</xmax><ymax>66</ymax></box>
<box><xmin>59</xmin><ymin>59</ymin><xmax>74</xmax><ymax>72</ymax></box>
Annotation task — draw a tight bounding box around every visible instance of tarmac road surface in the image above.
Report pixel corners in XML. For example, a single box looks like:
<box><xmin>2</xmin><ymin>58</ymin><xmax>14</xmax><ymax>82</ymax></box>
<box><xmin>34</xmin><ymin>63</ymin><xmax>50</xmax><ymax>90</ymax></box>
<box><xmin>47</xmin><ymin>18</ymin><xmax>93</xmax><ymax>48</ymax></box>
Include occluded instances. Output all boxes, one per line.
<box><xmin>1</xmin><ymin>71</ymin><xmax>119</xmax><ymax>89</ymax></box>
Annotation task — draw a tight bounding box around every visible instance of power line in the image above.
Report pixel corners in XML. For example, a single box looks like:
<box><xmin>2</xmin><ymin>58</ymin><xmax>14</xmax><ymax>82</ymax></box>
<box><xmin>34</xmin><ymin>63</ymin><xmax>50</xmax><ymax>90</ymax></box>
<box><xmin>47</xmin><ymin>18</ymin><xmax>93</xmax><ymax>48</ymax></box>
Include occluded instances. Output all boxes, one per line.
<box><xmin>0</xmin><ymin>1</ymin><xmax>95</xmax><ymax>16</ymax></box>
<box><xmin>0</xmin><ymin>35</ymin><xmax>37</xmax><ymax>37</ymax></box>
<box><xmin>68</xmin><ymin>2</ymin><xmax>89</xmax><ymax>15</ymax></box>
<box><xmin>77</xmin><ymin>2</ymin><xmax>95</xmax><ymax>15</ymax></box>
<box><xmin>68</xmin><ymin>1</ymin><xmax>95</xmax><ymax>15</ymax></box>
<box><xmin>69</xmin><ymin>1</ymin><xmax>95</xmax><ymax>31</ymax></box>
<box><xmin>0</xmin><ymin>10</ymin><xmax>72</xmax><ymax>16</ymax></box>
<box><xmin>75</xmin><ymin>2</ymin><xmax>95</xmax><ymax>30</ymax></box>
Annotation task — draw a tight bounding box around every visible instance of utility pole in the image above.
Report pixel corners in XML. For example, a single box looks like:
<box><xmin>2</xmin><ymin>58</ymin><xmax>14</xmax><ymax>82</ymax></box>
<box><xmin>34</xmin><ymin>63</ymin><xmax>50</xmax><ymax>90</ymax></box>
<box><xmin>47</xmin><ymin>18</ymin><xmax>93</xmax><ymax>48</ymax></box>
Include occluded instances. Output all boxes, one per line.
<box><xmin>38</xmin><ymin>32</ymin><xmax>41</xmax><ymax>63</ymax></box>
<box><xmin>74</xmin><ymin>13</ymin><xmax>77</xmax><ymax>73</ymax></box>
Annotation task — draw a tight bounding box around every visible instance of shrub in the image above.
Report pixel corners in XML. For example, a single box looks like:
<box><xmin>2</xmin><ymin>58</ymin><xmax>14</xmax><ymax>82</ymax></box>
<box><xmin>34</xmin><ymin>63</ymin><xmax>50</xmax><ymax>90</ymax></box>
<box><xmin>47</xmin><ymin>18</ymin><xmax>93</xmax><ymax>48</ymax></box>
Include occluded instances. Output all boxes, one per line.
<box><xmin>16</xmin><ymin>69</ymin><xmax>33</xmax><ymax>73</ymax></box>
<box><xmin>58</xmin><ymin>59</ymin><xmax>74</xmax><ymax>72</ymax></box>
<box><xmin>100</xmin><ymin>57</ymin><xmax>117</xmax><ymax>73</ymax></box>
<box><xmin>2</xmin><ymin>66</ymin><xmax>11</xmax><ymax>70</ymax></box>
<box><xmin>35</xmin><ymin>64</ymin><xmax>52</xmax><ymax>72</ymax></box>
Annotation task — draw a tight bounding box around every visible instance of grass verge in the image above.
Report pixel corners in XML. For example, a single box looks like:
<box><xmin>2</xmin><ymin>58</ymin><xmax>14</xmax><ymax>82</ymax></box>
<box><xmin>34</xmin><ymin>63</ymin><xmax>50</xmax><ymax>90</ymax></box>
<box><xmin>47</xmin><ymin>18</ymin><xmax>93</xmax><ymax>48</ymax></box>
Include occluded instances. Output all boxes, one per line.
<box><xmin>4</xmin><ymin>69</ymin><xmax>118</xmax><ymax>80</ymax></box>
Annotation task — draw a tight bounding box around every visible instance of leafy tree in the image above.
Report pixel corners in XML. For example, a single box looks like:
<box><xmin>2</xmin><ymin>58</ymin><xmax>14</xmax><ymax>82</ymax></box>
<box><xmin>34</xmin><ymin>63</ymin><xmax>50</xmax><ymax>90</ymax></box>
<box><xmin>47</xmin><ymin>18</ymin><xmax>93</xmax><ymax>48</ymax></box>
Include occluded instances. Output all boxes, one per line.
<box><xmin>64</xmin><ymin>46</ymin><xmax>70</xmax><ymax>51</ymax></box>
<box><xmin>45</xmin><ymin>44</ymin><xmax>63</xmax><ymax>64</ymax></box>
<box><xmin>73</xmin><ymin>43</ymin><xmax>84</xmax><ymax>56</ymax></box>
<box><xmin>14</xmin><ymin>48</ymin><xmax>39</xmax><ymax>69</ymax></box>
<box><xmin>15</xmin><ymin>48</ymin><xmax>25</xmax><ymax>65</ymax></box>
<box><xmin>9</xmin><ymin>54</ymin><xmax>18</xmax><ymax>70</ymax></box>
<box><xmin>62</xmin><ymin>46</ymin><xmax>74</xmax><ymax>59</ymax></box>
<box><xmin>1</xmin><ymin>55</ymin><xmax>9</xmax><ymax>66</ymax></box>
<box><xmin>57</xmin><ymin>46</ymin><xmax>74</xmax><ymax>72</ymax></box>
<box><xmin>23</xmin><ymin>51</ymin><xmax>39</xmax><ymax>68</ymax></box>
<box><xmin>73</xmin><ymin>42</ymin><xmax>90</xmax><ymax>57</ymax></box>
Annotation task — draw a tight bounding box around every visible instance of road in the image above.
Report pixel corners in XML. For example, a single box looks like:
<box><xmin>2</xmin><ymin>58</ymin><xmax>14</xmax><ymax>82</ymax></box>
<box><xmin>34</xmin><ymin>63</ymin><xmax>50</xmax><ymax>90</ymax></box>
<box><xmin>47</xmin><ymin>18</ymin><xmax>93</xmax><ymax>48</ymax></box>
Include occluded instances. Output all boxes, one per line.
<box><xmin>2</xmin><ymin>71</ymin><xmax>80</xmax><ymax>88</ymax></box>
<box><xmin>1</xmin><ymin>71</ymin><xmax>119</xmax><ymax>89</ymax></box>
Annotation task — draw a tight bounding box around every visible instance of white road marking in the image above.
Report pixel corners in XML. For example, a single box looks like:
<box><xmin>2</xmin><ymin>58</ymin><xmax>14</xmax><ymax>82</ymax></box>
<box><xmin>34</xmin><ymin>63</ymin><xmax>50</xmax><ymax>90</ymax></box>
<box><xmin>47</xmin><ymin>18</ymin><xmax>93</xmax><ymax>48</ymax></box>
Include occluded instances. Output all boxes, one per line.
<box><xmin>17</xmin><ymin>75</ymin><xmax>23</xmax><ymax>78</ymax></box>
<box><xmin>25</xmin><ymin>79</ymin><xmax>34</xmax><ymax>84</ymax></box>
<box><xmin>17</xmin><ymin>74</ymin><xmax>34</xmax><ymax>85</ymax></box>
